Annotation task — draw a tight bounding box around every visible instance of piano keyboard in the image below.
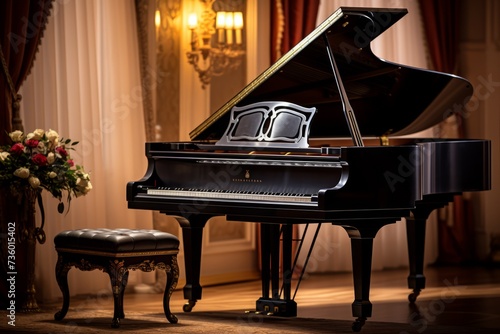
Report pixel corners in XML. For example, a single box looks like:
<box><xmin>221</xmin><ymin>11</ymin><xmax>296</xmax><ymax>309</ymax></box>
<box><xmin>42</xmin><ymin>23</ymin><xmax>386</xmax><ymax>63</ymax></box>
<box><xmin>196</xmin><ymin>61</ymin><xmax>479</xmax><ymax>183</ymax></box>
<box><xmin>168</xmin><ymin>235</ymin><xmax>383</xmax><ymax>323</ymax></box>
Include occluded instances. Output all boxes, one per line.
<box><xmin>146</xmin><ymin>188</ymin><xmax>314</xmax><ymax>203</ymax></box>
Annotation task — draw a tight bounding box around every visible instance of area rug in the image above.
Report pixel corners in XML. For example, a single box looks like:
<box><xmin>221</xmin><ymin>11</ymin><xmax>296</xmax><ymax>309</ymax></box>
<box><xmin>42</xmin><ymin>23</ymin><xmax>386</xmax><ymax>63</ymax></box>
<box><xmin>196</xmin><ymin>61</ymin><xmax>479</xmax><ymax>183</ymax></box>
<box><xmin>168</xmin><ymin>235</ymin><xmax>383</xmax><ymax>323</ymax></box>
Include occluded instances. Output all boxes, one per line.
<box><xmin>0</xmin><ymin>307</ymin><xmax>488</xmax><ymax>334</ymax></box>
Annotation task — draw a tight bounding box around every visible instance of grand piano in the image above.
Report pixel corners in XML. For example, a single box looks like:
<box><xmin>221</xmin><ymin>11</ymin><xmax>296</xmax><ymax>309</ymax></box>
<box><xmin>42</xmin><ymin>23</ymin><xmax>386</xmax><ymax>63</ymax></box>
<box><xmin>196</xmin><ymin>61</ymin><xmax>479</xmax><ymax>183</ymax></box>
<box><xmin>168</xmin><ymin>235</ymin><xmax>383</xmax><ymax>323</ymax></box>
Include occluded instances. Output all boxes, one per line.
<box><xmin>127</xmin><ymin>7</ymin><xmax>491</xmax><ymax>331</ymax></box>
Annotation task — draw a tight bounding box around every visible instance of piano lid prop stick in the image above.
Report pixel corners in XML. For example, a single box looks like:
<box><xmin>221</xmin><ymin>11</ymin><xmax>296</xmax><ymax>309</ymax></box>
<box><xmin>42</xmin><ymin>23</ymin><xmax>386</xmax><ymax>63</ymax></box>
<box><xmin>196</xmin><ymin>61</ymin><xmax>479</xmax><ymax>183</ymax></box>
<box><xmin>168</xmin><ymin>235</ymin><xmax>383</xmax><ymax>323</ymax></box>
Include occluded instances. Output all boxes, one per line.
<box><xmin>323</xmin><ymin>34</ymin><xmax>364</xmax><ymax>147</ymax></box>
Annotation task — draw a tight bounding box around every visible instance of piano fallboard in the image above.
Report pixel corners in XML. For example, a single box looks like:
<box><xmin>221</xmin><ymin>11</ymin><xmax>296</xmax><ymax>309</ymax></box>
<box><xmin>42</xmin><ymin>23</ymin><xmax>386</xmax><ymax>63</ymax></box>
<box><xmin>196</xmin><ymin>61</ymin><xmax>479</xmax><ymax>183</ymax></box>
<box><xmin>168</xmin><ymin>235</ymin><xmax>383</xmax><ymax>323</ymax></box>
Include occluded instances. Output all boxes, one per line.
<box><xmin>127</xmin><ymin>143</ymin><xmax>422</xmax><ymax>218</ymax></box>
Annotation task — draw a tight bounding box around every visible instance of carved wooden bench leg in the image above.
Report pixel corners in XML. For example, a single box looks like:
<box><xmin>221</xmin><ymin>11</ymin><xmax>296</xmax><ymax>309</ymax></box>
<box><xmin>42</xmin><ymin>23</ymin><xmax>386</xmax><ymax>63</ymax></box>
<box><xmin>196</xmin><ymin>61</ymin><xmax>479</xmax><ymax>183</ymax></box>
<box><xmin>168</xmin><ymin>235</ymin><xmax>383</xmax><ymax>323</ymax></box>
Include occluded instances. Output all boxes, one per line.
<box><xmin>54</xmin><ymin>254</ymin><xmax>71</xmax><ymax>321</ymax></box>
<box><xmin>108</xmin><ymin>260</ymin><xmax>128</xmax><ymax>328</ymax></box>
<box><xmin>119</xmin><ymin>271</ymin><xmax>129</xmax><ymax>319</ymax></box>
<box><xmin>163</xmin><ymin>256</ymin><xmax>179</xmax><ymax>324</ymax></box>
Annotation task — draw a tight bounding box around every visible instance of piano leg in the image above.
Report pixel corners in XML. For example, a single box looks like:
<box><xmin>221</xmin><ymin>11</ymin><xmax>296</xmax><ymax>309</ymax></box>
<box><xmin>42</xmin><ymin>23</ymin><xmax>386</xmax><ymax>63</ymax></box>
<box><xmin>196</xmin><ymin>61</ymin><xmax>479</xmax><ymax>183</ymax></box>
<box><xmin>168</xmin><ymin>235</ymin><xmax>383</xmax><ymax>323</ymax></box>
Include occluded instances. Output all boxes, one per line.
<box><xmin>405</xmin><ymin>215</ymin><xmax>426</xmax><ymax>303</ymax></box>
<box><xmin>406</xmin><ymin>194</ymin><xmax>454</xmax><ymax>303</ymax></box>
<box><xmin>174</xmin><ymin>215</ymin><xmax>209</xmax><ymax>312</ymax></box>
<box><xmin>342</xmin><ymin>219</ymin><xmax>395</xmax><ymax>332</ymax></box>
<box><xmin>256</xmin><ymin>223</ymin><xmax>297</xmax><ymax>316</ymax></box>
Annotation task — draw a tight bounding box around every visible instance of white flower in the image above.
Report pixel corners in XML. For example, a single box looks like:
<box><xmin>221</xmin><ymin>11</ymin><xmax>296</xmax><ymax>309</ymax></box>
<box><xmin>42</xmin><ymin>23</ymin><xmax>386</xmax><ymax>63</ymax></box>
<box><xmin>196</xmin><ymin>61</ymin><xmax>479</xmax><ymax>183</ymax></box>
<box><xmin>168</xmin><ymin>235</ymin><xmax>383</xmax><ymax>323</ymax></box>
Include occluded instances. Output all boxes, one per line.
<box><xmin>29</xmin><ymin>176</ymin><xmax>40</xmax><ymax>189</ymax></box>
<box><xmin>32</xmin><ymin>129</ymin><xmax>45</xmax><ymax>140</ymax></box>
<box><xmin>48</xmin><ymin>171</ymin><xmax>57</xmax><ymax>178</ymax></box>
<box><xmin>47</xmin><ymin>152</ymin><xmax>55</xmax><ymax>164</ymax></box>
<box><xmin>75</xmin><ymin>182</ymin><xmax>92</xmax><ymax>197</ymax></box>
<box><xmin>0</xmin><ymin>151</ymin><xmax>10</xmax><ymax>162</ymax></box>
<box><xmin>46</xmin><ymin>129</ymin><xmax>59</xmax><ymax>144</ymax></box>
<box><xmin>9</xmin><ymin>130</ymin><xmax>24</xmax><ymax>142</ymax></box>
<box><xmin>76</xmin><ymin>176</ymin><xmax>90</xmax><ymax>188</ymax></box>
<box><xmin>75</xmin><ymin>173</ymin><xmax>92</xmax><ymax>197</ymax></box>
<box><xmin>13</xmin><ymin>167</ymin><xmax>30</xmax><ymax>179</ymax></box>
<box><xmin>37</xmin><ymin>141</ymin><xmax>46</xmax><ymax>153</ymax></box>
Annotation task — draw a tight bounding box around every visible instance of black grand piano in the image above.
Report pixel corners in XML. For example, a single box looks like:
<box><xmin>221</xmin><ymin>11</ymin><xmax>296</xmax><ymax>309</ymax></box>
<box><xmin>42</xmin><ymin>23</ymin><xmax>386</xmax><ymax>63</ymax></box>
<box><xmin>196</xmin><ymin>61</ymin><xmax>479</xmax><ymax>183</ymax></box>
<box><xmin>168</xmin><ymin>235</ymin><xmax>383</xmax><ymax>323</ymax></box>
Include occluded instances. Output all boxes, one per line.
<box><xmin>127</xmin><ymin>7</ymin><xmax>491</xmax><ymax>331</ymax></box>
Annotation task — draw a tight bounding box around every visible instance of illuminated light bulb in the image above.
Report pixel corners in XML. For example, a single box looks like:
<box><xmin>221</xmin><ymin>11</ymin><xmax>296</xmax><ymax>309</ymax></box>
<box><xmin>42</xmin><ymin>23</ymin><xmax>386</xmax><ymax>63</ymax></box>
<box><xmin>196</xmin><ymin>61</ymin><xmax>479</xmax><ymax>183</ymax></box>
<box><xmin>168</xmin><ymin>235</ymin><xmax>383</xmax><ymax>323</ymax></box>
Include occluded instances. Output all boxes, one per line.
<box><xmin>233</xmin><ymin>12</ymin><xmax>243</xmax><ymax>44</ymax></box>
<box><xmin>188</xmin><ymin>13</ymin><xmax>198</xmax><ymax>29</ymax></box>
<box><xmin>225</xmin><ymin>12</ymin><xmax>234</xmax><ymax>45</ymax></box>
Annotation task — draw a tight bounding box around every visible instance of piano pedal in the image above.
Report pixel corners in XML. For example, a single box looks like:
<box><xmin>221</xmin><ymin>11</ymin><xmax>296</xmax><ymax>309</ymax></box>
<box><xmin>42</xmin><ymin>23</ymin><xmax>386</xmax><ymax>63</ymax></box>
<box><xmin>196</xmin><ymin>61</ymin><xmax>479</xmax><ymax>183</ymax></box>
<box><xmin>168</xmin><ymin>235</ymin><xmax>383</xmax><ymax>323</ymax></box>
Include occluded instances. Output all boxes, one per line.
<box><xmin>256</xmin><ymin>298</ymin><xmax>297</xmax><ymax>317</ymax></box>
<box><xmin>244</xmin><ymin>310</ymin><xmax>279</xmax><ymax>316</ymax></box>
<box><xmin>245</xmin><ymin>310</ymin><xmax>268</xmax><ymax>316</ymax></box>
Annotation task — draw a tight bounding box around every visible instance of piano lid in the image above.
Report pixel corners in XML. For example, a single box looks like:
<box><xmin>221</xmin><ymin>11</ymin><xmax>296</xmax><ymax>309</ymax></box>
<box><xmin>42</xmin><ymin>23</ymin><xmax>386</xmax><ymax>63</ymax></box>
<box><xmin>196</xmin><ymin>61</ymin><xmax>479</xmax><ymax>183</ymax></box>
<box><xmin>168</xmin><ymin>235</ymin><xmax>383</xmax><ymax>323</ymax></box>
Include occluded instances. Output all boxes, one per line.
<box><xmin>190</xmin><ymin>7</ymin><xmax>473</xmax><ymax>142</ymax></box>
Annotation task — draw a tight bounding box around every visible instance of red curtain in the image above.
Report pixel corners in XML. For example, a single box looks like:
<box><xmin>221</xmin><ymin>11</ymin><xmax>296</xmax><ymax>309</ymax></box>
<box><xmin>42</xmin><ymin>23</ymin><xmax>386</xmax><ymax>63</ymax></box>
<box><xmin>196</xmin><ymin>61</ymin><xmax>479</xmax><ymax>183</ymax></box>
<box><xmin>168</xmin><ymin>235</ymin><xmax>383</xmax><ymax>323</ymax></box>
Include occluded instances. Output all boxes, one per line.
<box><xmin>0</xmin><ymin>0</ymin><xmax>53</xmax><ymax>144</ymax></box>
<box><xmin>271</xmin><ymin>0</ymin><xmax>320</xmax><ymax>62</ymax></box>
<box><xmin>0</xmin><ymin>0</ymin><xmax>53</xmax><ymax>309</ymax></box>
<box><xmin>419</xmin><ymin>0</ymin><xmax>460</xmax><ymax>74</ymax></box>
<box><xmin>418</xmin><ymin>0</ymin><xmax>472</xmax><ymax>264</ymax></box>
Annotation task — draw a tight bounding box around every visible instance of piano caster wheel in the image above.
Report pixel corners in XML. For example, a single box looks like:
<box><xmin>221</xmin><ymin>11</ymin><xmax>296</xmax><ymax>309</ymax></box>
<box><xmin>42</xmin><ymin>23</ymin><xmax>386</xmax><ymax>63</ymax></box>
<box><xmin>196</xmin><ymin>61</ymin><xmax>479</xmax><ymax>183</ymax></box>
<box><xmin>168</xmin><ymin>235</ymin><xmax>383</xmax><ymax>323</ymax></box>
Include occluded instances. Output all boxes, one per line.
<box><xmin>351</xmin><ymin>317</ymin><xmax>366</xmax><ymax>332</ymax></box>
<box><xmin>183</xmin><ymin>301</ymin><xmax>196</xmax><ymax>312</ymax></box>
<box><xmin>408</xmin><ymin>290</ymin><xmax>420</xmax><ymax>304</ymax></box>
<box><xmin>111</xmin><ymin>317</ymin><xmax>120</xmax><ymax>328</ymax></box>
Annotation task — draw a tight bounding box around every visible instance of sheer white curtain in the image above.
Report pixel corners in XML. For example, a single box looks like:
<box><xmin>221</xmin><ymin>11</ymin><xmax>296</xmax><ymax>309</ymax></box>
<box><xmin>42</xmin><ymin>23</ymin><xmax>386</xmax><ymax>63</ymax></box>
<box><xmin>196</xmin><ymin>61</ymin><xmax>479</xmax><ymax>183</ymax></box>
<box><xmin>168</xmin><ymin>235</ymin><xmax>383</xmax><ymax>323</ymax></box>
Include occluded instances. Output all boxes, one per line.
<box><xmin>298</xmin><ymin>0</ymin><xmax>439</xmax><ymax>272</ymax></box>
<box><xmin>20</xmin><ymin>0</ymin><xmax>153</xmax><ymax>302</ymax></box>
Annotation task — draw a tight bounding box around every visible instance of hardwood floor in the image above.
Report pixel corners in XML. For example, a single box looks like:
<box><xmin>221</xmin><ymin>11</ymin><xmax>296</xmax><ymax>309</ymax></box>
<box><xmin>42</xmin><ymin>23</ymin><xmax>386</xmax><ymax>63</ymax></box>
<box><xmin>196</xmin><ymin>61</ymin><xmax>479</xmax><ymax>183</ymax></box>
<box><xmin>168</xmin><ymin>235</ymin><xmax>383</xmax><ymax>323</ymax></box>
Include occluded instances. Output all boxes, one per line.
<box><xmin>123</xmin><ymin>264</ymin><xmax>500</xmax><ymax>330</ymax></box>
<box><xmin>7</xmin><ymin>264</ymin><xmax>498</xmax><ymax>333</ymax></box>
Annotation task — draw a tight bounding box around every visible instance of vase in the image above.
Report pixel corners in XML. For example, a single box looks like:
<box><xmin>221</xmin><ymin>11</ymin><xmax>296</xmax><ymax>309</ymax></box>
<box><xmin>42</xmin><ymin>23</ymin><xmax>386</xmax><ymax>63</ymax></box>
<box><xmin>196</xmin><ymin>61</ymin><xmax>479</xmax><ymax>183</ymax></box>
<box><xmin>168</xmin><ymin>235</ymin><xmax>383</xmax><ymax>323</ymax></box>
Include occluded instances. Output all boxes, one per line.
<box><xmin>17</xmin><ymin>187</ymin><xmax>46</xmax><ymax>312</ymax></box>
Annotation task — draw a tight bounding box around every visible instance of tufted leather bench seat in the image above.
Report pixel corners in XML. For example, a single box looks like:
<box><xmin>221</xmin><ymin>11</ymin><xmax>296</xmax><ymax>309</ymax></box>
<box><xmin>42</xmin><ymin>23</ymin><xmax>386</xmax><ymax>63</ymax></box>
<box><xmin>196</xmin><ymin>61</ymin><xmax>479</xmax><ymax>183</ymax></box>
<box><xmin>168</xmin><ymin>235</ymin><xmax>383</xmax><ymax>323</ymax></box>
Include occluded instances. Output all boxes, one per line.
<box><xmin>53</xmin><ymin>228</ymin><xmax>179</xmax><ymax>328</ymax></box>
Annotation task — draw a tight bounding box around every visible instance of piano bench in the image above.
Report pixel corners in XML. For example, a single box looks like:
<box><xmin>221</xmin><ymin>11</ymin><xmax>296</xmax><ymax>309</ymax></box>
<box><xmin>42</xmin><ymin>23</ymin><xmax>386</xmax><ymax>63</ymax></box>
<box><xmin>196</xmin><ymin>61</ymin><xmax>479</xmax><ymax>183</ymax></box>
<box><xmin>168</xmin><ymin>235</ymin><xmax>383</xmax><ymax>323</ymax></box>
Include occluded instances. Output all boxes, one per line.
<box><xmin>53</xmin><ymin>228</ymin><xmax>180</xmax><ymax>328</ymax></box>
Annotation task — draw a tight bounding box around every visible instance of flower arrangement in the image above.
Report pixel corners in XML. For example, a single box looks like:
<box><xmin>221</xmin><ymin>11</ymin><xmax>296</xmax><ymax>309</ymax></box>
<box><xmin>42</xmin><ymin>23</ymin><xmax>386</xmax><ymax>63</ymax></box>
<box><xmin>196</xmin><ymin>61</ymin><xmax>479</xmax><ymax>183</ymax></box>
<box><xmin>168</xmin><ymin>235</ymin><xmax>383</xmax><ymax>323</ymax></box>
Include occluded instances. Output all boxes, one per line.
<box><xmin>0</xmin><ymin>128</ymin><xmax>92</xmax><ymax>213</ymax></box>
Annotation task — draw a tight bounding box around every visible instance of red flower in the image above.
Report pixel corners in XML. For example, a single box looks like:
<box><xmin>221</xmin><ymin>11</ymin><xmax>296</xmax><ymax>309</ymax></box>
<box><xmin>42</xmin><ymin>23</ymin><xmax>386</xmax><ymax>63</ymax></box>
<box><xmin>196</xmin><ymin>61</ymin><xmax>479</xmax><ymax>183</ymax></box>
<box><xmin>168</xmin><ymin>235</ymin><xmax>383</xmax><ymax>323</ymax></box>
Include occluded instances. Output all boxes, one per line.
<box><xmin>25</xmin><ymin>139</ymin><xmax>39</xmax><ymax>148</ymax></box>
<box><xmin>32</xmin><ymin>153</ymin><xmax>48</xmax><ymax>166</ymax></box>
<box><xmin>67</xmin><ymin>159</ymin><xmax>74</xmax><ymax>167</ymax></box>
<box><xmin>56</xmin><ymin>146</ymin><xmax>68</xmax><ymax>158</ymax></box>
<box><xmin>9</xmin><ymin>143</ymin><xmax>24</xmax><ymax>155</ymax></box>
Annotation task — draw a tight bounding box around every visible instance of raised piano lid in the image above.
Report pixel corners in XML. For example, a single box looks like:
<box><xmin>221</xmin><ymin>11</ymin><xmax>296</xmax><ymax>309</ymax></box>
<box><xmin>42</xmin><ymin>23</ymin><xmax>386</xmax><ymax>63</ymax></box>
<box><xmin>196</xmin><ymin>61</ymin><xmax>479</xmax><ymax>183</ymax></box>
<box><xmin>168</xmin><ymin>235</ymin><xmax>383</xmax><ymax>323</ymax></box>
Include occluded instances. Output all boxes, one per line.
<box><xmin>189</xmin><ymin>7</ymin><xmax>473</xmax><ymax>142</ymax></box>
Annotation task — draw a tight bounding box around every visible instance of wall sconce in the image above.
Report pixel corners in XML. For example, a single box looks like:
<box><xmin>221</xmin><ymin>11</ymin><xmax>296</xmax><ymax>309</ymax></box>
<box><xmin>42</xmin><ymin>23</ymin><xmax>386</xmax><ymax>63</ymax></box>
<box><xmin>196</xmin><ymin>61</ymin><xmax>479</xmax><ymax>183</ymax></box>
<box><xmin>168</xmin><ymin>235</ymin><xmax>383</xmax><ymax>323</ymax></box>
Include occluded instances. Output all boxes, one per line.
<box><xmin>186</xmin><ymin>0</ymin><xmax>245</xmax><ymax>89</ymax></box>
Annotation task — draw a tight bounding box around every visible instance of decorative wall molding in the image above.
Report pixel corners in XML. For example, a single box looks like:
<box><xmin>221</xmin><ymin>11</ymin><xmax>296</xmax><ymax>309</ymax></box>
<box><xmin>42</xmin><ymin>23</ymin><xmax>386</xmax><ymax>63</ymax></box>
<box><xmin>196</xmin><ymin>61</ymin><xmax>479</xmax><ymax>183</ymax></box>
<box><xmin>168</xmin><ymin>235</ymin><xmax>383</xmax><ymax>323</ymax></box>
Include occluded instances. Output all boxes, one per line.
<box><xmin>156</xmin><ymin>0</ymin><xmax>182</xmax><ymax>142</ymax></box>
<box><xmin>490</xmin><ymin>0</ymin><xmax>500</xmax><ymax>50</ymax></box>
<box><xmin>134</xmin><ymin>0</ymin><xmax>156</xmax><ymax>142</ymax></box>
